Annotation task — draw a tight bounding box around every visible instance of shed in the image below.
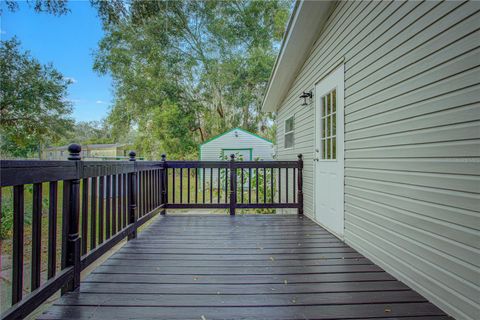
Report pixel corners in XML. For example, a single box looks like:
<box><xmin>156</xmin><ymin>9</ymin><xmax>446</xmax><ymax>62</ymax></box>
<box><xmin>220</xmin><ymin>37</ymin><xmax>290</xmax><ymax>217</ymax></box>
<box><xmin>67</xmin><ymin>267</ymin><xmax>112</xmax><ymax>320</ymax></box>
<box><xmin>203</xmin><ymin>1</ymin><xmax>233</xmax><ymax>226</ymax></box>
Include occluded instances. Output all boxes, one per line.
<box><xmin>199</xmin><ymin>128</ymin><xmax>273</xmax><ymax>161</ymax></box>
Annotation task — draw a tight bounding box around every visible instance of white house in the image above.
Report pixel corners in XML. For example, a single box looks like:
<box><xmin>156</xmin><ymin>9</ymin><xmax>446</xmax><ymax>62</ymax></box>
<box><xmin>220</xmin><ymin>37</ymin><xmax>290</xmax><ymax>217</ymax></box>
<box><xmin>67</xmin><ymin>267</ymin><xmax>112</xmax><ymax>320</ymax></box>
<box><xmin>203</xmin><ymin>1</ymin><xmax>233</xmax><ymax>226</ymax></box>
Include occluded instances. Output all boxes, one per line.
<box><xmin>199</xmin><ymin>127</ymin><xmax>273</xmax><ymax>161</ymax></box>
<box><xmin>262</xmin><ymin>1</ymin><xmax>480</xmax><ymax>320</ymax></box>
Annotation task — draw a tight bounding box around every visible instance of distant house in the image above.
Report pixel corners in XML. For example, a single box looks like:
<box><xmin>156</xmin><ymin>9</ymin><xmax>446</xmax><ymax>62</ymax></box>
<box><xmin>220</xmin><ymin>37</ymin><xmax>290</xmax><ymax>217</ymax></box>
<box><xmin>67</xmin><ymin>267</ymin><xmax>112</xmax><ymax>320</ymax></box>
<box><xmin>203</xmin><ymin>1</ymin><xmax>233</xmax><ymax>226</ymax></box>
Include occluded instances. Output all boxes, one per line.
<box><xmin>261</xmin><ymin>1</ymin><xmax>479</xmax><ymax>320</ymax></box>
<box><xmin>199</xmin><ymin>127</ymin><xmax>273</xmax><ymax>161</ymax></box>
<box><xmin>41</xmin><ymin>143</ymin><xmax>133</xmax><ymax>160</ymax></box>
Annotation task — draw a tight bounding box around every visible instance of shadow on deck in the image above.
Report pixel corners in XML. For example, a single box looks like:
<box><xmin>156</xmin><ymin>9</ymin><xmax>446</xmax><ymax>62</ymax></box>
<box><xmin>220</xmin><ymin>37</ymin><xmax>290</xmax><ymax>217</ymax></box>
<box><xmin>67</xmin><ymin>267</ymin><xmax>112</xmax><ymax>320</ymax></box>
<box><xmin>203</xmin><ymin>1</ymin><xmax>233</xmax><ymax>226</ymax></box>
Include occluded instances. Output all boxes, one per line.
<box><xmin>38</xmin><ymin>214</ymin><xmax>447</xmax><ymax>320</ymax></box>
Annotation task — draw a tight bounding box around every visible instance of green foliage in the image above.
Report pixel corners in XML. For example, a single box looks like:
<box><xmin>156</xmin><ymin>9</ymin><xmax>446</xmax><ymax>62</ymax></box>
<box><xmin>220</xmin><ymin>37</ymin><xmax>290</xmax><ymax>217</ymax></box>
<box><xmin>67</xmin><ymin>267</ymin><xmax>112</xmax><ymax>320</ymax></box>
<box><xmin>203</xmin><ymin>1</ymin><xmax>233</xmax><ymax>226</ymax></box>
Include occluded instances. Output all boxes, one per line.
<box><xmin>0</xmin><ymin>38</ymin><xmax>73</xmax><ymax>158</ymax></box>
<box><xmin>56</xmin><ymin>120</ymin><xmax>118</xmax><ymax>146</ymax></box>
<box><xmin>134</xmin><ymin>101</ymin><xmax>198</xmax><ymax>160</ymax></box>
<box><xmin>0</xmin><ymin>186</ymin><xmax>34</xmax><ymax>239</ymax></box>
<box><xmin>0</xmin><ymin>203</ymin><xmax>13</xmax><ymax>239</ymax></box>
<box><xmin>1</xmin><ymin>0</ymin><xmax>70</xmax><ymax>16</ymax></box>
<box><xmin>218</xmin><ymin>153</ymin><xmax>276</xmax><ymax>214</ymax></box>
<box><xmin>92</xmin><ymin>0</ymin><xmax>291</xmax><ymax>159</ymax></box>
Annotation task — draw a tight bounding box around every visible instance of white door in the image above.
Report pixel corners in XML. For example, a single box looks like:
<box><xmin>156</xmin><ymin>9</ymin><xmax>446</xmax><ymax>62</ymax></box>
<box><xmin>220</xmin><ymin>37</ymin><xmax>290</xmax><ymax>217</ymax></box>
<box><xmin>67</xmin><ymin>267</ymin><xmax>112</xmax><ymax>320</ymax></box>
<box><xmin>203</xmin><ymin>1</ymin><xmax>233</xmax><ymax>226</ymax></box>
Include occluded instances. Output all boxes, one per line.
<box><xmin>314</xmin><ymin>64</ymin><xmax>345</xmax><ymax>238</ymax></box>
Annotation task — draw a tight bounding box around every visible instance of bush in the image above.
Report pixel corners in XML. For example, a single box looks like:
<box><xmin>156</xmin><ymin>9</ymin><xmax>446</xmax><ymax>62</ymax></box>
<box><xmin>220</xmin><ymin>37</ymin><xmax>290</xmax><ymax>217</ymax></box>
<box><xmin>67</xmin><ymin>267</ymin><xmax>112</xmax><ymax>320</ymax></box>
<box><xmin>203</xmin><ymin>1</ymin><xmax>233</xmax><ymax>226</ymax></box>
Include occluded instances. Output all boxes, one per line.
<box><xmin>0</xmin><ymin>205</ymin><xmax>13</xmax><ymax>239</ymax></box>
<box><xmin>0</xmin><ymin>186</ymin><xmax>33</xmax><ymax>239</ymax></box>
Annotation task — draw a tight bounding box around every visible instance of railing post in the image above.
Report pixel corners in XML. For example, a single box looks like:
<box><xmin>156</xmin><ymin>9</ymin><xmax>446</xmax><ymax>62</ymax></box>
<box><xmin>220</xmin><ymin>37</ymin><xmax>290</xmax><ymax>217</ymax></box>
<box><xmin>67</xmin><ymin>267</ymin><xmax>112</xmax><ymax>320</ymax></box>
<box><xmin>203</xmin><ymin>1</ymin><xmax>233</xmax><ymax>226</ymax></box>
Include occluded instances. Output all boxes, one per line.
<box><xmin>128</xmin><ymin>151</ymin><xmax>137</xmax><ymax>240</ymax></box>
<box><xmin>66</xmin><ymin>144</ymin><xmax>82</xmax><ymax>291</ymax></box>
<box><xmin>229</xmin><ymin>154</ymin><xmax>236</xmax><ymax>215</ymax></box>
<box><xmin>160</xmin><ymin>154</ymin><xmax>167</xmax><ymax>215</ymax></box>
<box><xmin>297</xmin><ymin>154</ymin><xmax>303</xmax><ymax>215</ymax></box>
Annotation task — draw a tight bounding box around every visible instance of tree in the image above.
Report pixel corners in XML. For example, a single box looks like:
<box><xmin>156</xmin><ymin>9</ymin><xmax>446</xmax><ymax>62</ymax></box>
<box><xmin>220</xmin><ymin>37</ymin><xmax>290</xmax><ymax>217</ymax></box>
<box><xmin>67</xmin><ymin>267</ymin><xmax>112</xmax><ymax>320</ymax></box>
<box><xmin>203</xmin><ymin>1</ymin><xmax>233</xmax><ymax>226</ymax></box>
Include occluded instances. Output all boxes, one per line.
<box><xmin>92</xmin><ymin>0</ymin><xmax>290</xmax><ymax>159</ymax></box>
<box><xmin>0</xmin><ymin>38</ymin><xmax>73</xmax><ymax>158</ymax></box>
<box><xmin>1</xmin><ymin>0</ymin><xmax>69</xmax><ymax>15</ymax></box>
<box><xmin>56</xmin><ymin>120</ymin><xmax>119</xmax><ymax>146</ymax></box>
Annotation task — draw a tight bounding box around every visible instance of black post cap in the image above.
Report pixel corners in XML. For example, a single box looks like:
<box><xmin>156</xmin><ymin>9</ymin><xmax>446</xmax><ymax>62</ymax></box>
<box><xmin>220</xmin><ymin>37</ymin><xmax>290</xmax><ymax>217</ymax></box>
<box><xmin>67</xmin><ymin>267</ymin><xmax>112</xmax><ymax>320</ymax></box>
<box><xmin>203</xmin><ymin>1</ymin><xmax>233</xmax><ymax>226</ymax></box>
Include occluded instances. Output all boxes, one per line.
<box><xmin>297</xmin><ymin>154</ymin><xmax>303</xmax><ymax>160</ymax></box>
<box><xmin>161</xmin><ymin>154</ymin><xmax>166</xmax><ymax>161</ymax></box>
<box><xmin>68</xmin><ymin>144</ymin><xmax>81</xmax><ymax>160</ymax></box>
<box><xmin>129</xmin><ymin>151</ymin><xmax>136</xmax><ymax>161</ymax></box>
<box><xmin>230</xmin><ymin>154</ymin><xmax>235</xmax><ymax>160</ymax></box>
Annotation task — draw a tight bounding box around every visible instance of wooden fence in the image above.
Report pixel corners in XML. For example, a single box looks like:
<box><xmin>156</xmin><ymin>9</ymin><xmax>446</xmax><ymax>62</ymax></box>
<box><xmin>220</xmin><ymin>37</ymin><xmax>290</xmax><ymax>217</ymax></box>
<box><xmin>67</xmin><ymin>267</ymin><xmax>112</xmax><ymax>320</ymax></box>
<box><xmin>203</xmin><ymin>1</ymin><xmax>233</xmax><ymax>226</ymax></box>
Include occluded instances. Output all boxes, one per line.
<box><xmin>0</xmin><ymin>144</ymin><xmax>302</xmax><ymax>319</ymax></box>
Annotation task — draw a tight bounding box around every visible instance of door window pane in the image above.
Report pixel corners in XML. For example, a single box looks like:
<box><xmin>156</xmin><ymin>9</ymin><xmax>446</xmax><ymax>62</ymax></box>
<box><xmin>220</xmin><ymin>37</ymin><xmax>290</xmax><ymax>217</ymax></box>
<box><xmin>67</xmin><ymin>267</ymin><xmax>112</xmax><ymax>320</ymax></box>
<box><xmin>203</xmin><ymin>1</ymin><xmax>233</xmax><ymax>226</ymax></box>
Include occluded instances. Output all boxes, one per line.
<box><xmin>320</xmin><ymin>88</ymin><xmax>337</xmax><ymax>160</ymax></box>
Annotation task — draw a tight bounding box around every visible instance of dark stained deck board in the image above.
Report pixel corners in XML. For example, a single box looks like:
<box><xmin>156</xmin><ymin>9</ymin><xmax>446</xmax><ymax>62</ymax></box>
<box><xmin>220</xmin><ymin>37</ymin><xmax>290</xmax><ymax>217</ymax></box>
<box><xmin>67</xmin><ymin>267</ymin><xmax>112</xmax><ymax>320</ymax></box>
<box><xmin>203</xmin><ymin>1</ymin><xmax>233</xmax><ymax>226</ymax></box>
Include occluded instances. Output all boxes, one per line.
<box><xmin>82</xmin><ymin>272</ymin><xmax>398</xmax><ymax>284</ymax></box>
<box><xmin>38</xmin><ymin>215</ymin><xmax>447</xmax><ymax>320</ymax></box>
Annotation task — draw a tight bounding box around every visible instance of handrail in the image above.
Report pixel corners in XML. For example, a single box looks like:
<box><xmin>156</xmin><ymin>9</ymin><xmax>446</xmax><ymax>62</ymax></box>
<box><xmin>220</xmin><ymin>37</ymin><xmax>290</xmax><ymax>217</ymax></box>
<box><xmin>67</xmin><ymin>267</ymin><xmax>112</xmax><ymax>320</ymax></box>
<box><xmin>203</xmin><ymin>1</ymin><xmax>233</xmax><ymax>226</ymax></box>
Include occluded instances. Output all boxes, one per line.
<box><xmin>0</xmin><ymin>145</ymin><xmax>303</xmax><ymax>320</ymax></box>
<box><xmin>0</xmin><ymin>145</ymin><xmax>163</xmax><ymax>320</ymax></box>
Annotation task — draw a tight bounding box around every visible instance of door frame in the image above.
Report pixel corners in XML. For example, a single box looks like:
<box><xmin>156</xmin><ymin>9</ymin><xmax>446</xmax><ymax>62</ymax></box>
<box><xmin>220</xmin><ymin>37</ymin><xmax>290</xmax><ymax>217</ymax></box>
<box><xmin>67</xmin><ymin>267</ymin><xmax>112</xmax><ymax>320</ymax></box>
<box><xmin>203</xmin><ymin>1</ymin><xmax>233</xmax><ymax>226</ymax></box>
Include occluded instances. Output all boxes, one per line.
<box><xmin>313</xmin><ymin>63</ymin><xmax>345</xmax><ymax>239</ymax></box>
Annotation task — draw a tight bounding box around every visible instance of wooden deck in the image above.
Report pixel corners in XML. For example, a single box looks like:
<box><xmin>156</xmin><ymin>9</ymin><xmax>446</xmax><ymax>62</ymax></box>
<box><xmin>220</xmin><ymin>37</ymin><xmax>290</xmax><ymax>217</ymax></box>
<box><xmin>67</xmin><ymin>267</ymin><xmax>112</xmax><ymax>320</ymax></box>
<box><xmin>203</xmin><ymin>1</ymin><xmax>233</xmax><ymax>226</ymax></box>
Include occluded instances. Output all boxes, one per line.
<box><xmin>38</xmin><ymin>214</ymin><xmax>448</xmax><ymax>319</ymax></box>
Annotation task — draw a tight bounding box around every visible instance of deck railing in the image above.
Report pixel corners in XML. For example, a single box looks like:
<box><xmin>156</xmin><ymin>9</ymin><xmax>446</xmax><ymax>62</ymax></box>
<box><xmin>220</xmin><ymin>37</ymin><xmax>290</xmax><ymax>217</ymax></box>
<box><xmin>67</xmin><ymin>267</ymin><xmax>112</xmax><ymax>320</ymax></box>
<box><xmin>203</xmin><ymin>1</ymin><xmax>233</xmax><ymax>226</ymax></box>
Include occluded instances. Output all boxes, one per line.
<box><xmin>0</xmin><ymin>144</ymin><xmax>302</xmax><ymax>320</ymax></box>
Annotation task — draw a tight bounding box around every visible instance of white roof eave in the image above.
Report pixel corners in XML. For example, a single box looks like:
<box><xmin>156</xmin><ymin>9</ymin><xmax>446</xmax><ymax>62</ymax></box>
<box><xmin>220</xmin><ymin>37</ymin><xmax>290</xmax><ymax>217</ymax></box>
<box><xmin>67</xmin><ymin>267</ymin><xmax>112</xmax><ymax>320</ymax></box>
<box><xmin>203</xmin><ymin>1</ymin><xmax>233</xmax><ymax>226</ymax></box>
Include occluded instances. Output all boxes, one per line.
<box><xmin>262</xmin><ymin>0</ymin><xmax>334</xmax><ymax>113</ymax></box>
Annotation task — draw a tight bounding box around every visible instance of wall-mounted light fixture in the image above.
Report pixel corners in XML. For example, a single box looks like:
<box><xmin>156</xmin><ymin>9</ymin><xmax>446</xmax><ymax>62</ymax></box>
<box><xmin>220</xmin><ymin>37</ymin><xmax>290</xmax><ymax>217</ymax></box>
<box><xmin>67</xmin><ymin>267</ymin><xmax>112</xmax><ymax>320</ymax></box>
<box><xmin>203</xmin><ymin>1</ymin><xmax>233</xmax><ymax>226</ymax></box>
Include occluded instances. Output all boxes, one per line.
<box><xmin>234</xmin><ymin>131</ymin><xmax>239</xmax><ymax>137</ymax></box>
<box><xmin>299</xmin><ymin>91</ymin><xmax>313</xmax><ymax>106</ymax></box>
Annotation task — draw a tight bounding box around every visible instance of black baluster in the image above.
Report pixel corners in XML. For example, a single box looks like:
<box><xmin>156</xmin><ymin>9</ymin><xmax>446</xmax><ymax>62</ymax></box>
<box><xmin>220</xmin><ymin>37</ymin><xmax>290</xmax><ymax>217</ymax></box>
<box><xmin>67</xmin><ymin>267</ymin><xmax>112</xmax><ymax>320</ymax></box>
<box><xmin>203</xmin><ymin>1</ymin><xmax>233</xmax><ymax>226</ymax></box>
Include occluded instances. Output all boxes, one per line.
<box><xmin>187</xmin><ymin>168</ymin><xmax>191</xmax><ymax>204</ymax></box>
<box><xmin>248</xmin><ymin>168</ymin><xmax>251</xmax><ymax>204</ymax></box>
<box><xmin>225</xmin><ymin>168</ymin><xmax>228</xmax><ymax>204</ymax></box>
<box><xmin>195</xmin><ymin>167</ymin><xmax>198</xmax><ymax>204</ymax></box>
<box><xmin>48</xmin><ymin>181</ymin><xmax>58</xmax><ymax>279</ymax></box>
<box><xmin>229</xmin><ymin>154</ymin><xmax>236</xmax><ymax>215</ymax></box>
<box><xmin>210</xmin><ymin>168</ymin><xmax>213</xmax><ymax>203</ymax></box>
<box><xmin>202</xmin><ymin>168</ymin><xmax>206</xmax><ymax>203</ymax></box>
<box><xmin>112</xmin><ymin>174</ymin><xmax>117</xmax><ymax>234</ymax></box>
<box><xmin>271</xmin><ymin>168</ymin><xmax>274</xmax><ymax>203</ymax></box>
<box><xmin>263</xmin><ymin>168</ymin><xmax>267</xmax><ymax>204</ymax></box>
<box><xmin>123</xmin><ymin>173</ymin><xmax>128</xmax><ymax>225</ymax></box>
<box><xmin>142</xmin><ymin>170</ymin><xmax>147</xmax><ymax>216</ymax></box>
<box><xmin>278</xmin><ymin>168</ymin><xmax>282</xmax><ymax>204</ymax></box>
<box><xmin>31</xmin><ymin>183</ymin><xmax>42</xmax><ymax>290</ymax></box>
<box><xmin>128</xmin><ymin>151</ymin><xmax>138</xmax><ymax>240</ymax></box>
<box><xmin>293</xmin><ymin>168</ymin><xmax>296</xmax><ymax>203</ymax></box>
<box><xmin>255</xmin><ymin>167</ymin><xmax>259</xmax><ymax>203</ymax></box>
<box><xmin>172</xmin><ymin>168</ymin><xmax>175</xmax><ymax>204</ymax></box>
<box><xmin>161</xmin><ymin>154</ymin><xmax>167</xmax><ymax>215</ymax></box>
<box><xmin>12</xmin><ymin>184</ymin><xmax>24</xmax><ymax>304</ymax></box>
<box><xmin>297</xmin><ymin>154</ymin><xmax>304</xmax><ymax>215</ymax></box>
<box><xmin>217</xmin><ymin>168</ymin><xmax>220</xmax><ymax>203</ymax></box>
<box><xmin>240</xmin><ymin>167</ymin><xmax>244</xmax><ymax>204</ymax></box>
<box><xmin>81</xmin><ymin>178</ymin><xmax>88</xmax><ymax>255</ymax></box>
<box><xmin>286</xmin><ymin>168</ymin><xmax>289</xmax><ymax>204</ymax></box>
<box><xmin>180</xmin><ymin>168</ymin><xmax>183</xmax><ymax>204</ymax></box>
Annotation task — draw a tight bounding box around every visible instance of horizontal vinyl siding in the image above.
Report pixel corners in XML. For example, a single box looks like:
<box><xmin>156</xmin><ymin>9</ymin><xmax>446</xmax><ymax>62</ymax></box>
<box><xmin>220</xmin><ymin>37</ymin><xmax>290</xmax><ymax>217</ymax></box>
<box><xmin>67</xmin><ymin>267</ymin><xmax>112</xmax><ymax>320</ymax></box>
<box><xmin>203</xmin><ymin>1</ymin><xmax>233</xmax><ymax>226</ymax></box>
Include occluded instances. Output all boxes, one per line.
<box><xmin>275</xmin><ymin>1</ymin><xmax>480</xmax><ymax>319</ymax></box>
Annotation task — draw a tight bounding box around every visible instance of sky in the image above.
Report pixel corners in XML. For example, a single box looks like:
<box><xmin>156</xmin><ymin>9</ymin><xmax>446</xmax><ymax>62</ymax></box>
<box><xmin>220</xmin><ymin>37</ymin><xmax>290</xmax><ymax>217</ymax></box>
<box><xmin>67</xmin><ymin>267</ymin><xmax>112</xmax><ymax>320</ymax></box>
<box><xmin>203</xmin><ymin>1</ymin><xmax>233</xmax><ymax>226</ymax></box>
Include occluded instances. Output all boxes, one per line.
<box><xmin>1</xmin><ymin>0</ymin><xmax>112</xmax><ymax>122</ymax></box>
